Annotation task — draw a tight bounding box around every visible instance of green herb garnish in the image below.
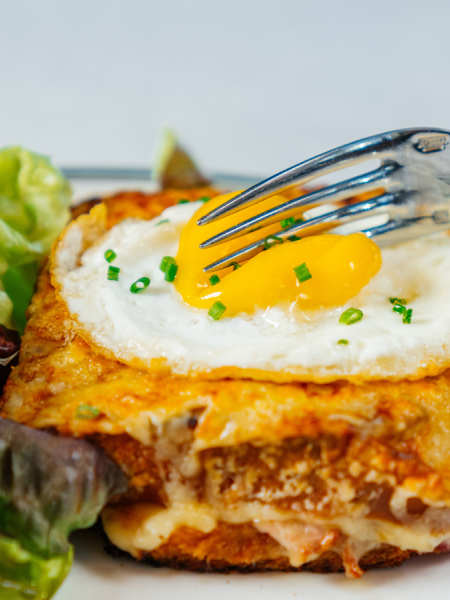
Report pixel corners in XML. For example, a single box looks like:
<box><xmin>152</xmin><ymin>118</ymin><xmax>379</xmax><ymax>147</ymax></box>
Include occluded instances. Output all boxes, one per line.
<box><xmin>264</xmin><ymin>235</ymin><xmax>283</xmax><ymax>250</ymax></box>
<box><xmin>403</xmin><ymin>308</ymin><xmax>413</xmax><ymax>324</ymax></box>
<box><xmin>389</xmin><ymin>297</ymin><xmax>407</xmax><ymax>305</ymax></box>
<box><xmin>338</xmin><ymin>339</ymin><xmax>349</xmax><ymax>345</ymax></box>
<box><xmin>156</xmin><ymin>219</ymin><xmax>170</xmax><ymax>226</ymax></box>
<box><xmin>104</xmin><ymin>249</ymin><xmax>116</xmax><ymax>263</ymax></box>
<box><xmin>230</xmin><ymin>262</ymin><xmax>241</xmax><ymax>270</ymax></box>
<box><xmin>178</xmin><ymin>199</ymin><xmax>190</xmax><ymax>204</ymax></box>
<box><xmin>199</xmin><ymin>196</ymin><xmax>210</xmax><ymax>203</ymax></box>
<box><xmin>165</xmin><ymin>262</ymin><xmax>178</xmax><ymax>282</ymax></box>
<box><xmin>287</xmin><ymin>234</ymin><xmax>301</xmax><ymax>242</ymax></box>
<box><xmin>209</xmin><ymin>275</ymin><xmax>220</xmax><ymax>286</ymax></box>
<box><xmin>294</xmin><ymin>262</ymin><xmax>312</xmax><ymax>283</ymax></box>
<box><xmin>107</xmin><ymin>266</ymin><xmax>120</xmax><ymax>281</ymax></box>
<box><xmin>208</xmin><ymin>301</ymin><xmax>227</xmax><ymax>320</ymax></box>
<box><xmin>76</xmin><ymin>404</ymin><xmax>100</xmax><ymax>419</ymax></box>
<box><xmin>390</xmin><ymin>297</ymin><xmax>412</xmax><ymax>323</ymax></box>
<box><xmin>339</xmin><ymin>308</ymin><xmax>363</xmax><ymax>325</ymax></box>
<box><xmin>130</xmin><ymin>277</ymin><xmax>150</xmax><ymax>294</ymax></box>
<box><xmin>159</xmin><ymin>256</ymin><xmax>176</xmax><ymax>273</ymax></box>
<box><xmin>281</xmin><ymin>216</ymin><xmax>296</xmax><ymax>229</ymax></box>
<box><xmin>393</xmin><ymin>303</ymin><xmax>406</xmax><ymax>315</ymax></box>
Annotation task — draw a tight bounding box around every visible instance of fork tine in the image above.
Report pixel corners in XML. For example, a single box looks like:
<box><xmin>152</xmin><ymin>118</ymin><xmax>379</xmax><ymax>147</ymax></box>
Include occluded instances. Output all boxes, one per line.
<box><xmin>196</xmin><ymin>129</ymin><xmax>427</xmax><ymax>227</ymax></box>
<box><xmin>202</xmin><ymin>192</ymin><xmax>399</xmax><ymax>272</ymax></box>
<box><xmin>199</xmin><ymin>164</ymin><xmax>399</xmax><ymax>249</ymax></box>
<box><xmin>361</xmin><ymin>215</ymin><xmax>436</xmax><ymax>247</ymax></box>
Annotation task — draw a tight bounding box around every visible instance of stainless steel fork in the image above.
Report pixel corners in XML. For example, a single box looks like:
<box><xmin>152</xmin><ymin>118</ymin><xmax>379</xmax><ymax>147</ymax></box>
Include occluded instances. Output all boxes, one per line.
<box><xmin>198</xmin><ymin>128</ymin><xmax>450</xmax><ymax>272</ymax></box>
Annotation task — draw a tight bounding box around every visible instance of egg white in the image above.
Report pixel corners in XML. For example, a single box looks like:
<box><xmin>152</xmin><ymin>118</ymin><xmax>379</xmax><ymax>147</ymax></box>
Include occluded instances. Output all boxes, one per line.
<box><xmin>53</xmin><ymin>201</ymin><xmax>450</xmax><ymax>381</ymax></box>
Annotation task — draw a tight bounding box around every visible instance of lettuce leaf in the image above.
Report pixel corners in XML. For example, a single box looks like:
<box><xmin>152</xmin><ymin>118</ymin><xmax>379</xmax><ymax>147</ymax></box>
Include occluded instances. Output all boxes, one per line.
<box><xmin>0</xmin><ymin>417</ymin><xmax>127</xmax><ymax>598</ymax></box>
<box><xmin>0</xmin><ymin>147</ymin><xmax>72</xmax><ymax>333</ymax></box>
<box><xmin>0</xmin><ymin>535</ymin><xmax>72</xmax><ymax>600</ymax></box>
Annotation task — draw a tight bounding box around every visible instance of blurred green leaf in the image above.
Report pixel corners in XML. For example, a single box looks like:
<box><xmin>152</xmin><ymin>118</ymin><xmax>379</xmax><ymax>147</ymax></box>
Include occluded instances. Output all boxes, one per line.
<box><xmin>2</xmin><ymin>263</ymin><xmax>38</xmax><ymax>334</ymax></box>
<box><xmin>0</xmin><ymin>534</ymin><xmax>72</xmax><ymax>600</ymax></box>
<box><xmin>0</xmin><ymin>146</ymin><xmax>72</xmax><ymax>331</ymax></box>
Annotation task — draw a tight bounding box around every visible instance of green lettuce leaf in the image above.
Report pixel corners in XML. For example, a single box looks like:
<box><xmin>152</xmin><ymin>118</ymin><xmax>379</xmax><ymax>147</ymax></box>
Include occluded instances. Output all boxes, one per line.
<box><xmin>0</xmin><ymin>535</ymin><xmax>72</xmax><ymax>600</ymax></box>
<box><xmin>0</xmin><ymin>147</ymin><xmax>72</xmax><ymax>333</ymax></box>
<box><xmin>0</xmin><ymin>417</ymin><xmax>127</xmax><ymax>598</ymax></box>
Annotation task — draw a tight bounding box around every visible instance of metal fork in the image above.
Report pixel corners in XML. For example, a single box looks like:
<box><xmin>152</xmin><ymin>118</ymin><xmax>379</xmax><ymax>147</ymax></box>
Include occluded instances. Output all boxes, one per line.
<box><xmin>198</xmin><ymin>128</ymin><xmax>450</xmax><ymax>272</ymax></box>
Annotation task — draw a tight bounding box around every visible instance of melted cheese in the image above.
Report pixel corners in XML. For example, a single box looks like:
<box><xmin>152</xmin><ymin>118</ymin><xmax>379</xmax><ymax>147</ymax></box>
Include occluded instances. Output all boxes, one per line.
<box><xmin>102</xmin><ymin>503</ymin><xmax>218</xmax><ymax>557</ymax></box>
<box><xmin>102</xmin><ymin>501</ymin><xmax>450</xmax><ymax>566</ymax></box>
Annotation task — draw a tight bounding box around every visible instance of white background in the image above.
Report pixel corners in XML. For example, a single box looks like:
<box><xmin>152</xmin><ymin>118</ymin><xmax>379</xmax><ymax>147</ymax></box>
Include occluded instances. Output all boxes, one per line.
<box><xmin>2</xmin><ymin>0</ymin><xmax>450</xmax><ymax>177</ymax></box>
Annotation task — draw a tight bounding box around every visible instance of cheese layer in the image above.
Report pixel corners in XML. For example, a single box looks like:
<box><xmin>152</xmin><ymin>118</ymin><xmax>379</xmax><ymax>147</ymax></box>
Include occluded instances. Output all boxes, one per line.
<box><xmin>102</xmin><ymin>501</ymin><xmax>450</xmax><ymax>562</ymax></box>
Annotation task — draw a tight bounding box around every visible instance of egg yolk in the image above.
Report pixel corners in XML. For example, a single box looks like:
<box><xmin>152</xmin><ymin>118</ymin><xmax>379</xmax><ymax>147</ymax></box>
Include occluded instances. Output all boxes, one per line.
<box><xmin>175</xmin><ymin>192</ymin><xmax>382</xmax><ymax>316</ymax></box>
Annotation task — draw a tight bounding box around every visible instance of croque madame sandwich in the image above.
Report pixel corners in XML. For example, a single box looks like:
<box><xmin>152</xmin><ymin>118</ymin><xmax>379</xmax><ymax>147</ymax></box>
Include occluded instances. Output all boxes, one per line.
<box><xmin>3</xmin><ymin>177</ymin><xmax>450</xmax><ymax>579</ymax></box>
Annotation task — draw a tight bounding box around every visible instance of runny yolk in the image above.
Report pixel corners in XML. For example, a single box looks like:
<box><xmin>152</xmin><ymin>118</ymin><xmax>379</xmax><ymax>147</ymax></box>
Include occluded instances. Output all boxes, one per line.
<box><xmin>175</xmin><ymin>192</ymin><xmax>382</xmax><ymax>317</ymax></box>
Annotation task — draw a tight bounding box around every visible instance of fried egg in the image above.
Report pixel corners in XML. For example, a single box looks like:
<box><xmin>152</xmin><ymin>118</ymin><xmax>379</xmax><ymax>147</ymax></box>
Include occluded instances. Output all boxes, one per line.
<box><xmin>52</xmin><ymin>196</ymin><xmax>450</xmax><ymax>382</ymax></box>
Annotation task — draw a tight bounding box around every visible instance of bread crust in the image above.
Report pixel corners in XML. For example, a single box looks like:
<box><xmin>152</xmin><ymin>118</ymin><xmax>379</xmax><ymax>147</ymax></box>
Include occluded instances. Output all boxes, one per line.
<box><xmin>104</xmin><ymin>523</ymin><xmax>416</xmax><ymax>574</ymax></box>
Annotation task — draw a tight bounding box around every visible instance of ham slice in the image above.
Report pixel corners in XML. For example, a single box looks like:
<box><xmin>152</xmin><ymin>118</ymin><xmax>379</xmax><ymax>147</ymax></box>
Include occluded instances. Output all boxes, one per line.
<box><xmin>255</xmin><ymin>519</ymin><xmax>381</xmax><ymax>578</ymax></box>
<box><xmin>255</xmin><ymin>520</ymin><xmax>341</xmax><ymax>567</ymax></box>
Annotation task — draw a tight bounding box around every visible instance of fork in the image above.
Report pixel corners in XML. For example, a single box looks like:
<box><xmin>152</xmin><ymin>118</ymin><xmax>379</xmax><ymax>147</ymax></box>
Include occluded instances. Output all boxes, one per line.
<box><xmin>198</xmin><ymin>128</ymin><xmax>450</xmax><ymax>272</ymax></box>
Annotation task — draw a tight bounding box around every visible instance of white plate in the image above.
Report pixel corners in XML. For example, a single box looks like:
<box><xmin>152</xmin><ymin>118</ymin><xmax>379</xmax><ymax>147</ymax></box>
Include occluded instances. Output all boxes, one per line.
<box><xmin>56</xmin><ymin>528</ymin><xmax>450</xmax><ymax>600</ymax></box>
<box><xmin>54</xmin><ymin>173</ymin><xmax>450</xmax><ymax>599</ymax></box>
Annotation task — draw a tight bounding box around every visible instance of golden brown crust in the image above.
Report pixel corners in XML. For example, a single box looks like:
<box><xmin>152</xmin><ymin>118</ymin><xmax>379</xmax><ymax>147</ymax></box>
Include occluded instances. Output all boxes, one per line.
<box><xmin>92</xmin><ymin>433</ymin><xmax>166</xmax><ymax>506</ymax></box>
<box><xmin>104</xmin><ymin>522</ymin><xmax>417</xmax><ymax>574</ymax></box>
<box><xmin>72</xmin><ymin>187</ymin><xmax>221</xmax><ymax>230</ymax></box>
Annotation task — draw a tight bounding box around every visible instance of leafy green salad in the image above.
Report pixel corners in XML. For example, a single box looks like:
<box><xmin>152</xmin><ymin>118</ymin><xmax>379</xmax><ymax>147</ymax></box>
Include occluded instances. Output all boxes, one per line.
<box><xmin>0</xmin><ymin>147</ymin><xmax>127</xmax><ymax>599</ymax></box>
<box><xmin>0</xmin><ymin>146</ymin><xmax>71</xmax><ymax>334</ymax></box>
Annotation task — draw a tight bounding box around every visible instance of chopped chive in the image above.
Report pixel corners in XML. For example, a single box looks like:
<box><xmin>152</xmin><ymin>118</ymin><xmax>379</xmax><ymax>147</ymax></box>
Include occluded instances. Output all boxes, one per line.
<box><xmin>104</xmin><ymin>249</ymin><xmax>116</xmax><ymax>263</ymax></box>
<box><xmin>199</xmin><ymin>196</ymin><xmax>210</xmax><ymax>203</ymax></box>
<box><xmin>208</xmin><ymin>301</ymin><xmax>226</xmax><ymax>320</ymax></box>
<box><xmin>156</xmin><ymin>219</ymin><xmax>169</xmax><ymax>226</ymax></box>
<box><xmin>130</xmin><ymin>277</ymin><xmax>150</xmax><ymax>294</ymax></box>
<box><xmin>209</xmin><ymin>274</ymin><xmax>220</xmax><ymax>286</ymax></box>
<box><xmin>393</xmin><ymin>303</ymin><xmax>406</xmax><ymax>315</ymax></box>
<box><xmin>281</xmin><ymin>216</ymin><xmax>296</xmax><ymax>228</ymax></box>
<box><xmin>294</xmin><ymin>262</ymin><xmax>312</xmax><ymax>283</ymax></box>
<box><xmin>264</xmin><ymin>235</ymin><xmax>283</xmax><ymax>250</ymax></box>
<box><xmin>178</xmin><ymin>199</ymin><xmax>190</xmax><ymax>204</ymax></box>
<box><xmin>295</xmin><ymin>217</ymin><xmax>304</xmax><ymax>224</ymax></box>
<box><xmin>389</xmin><ymin>297</ymin><xmax>406</xmax><ymax>305</ymax></box>
<box><xmin>338</xmin><ymin>339</ymin><xmax>349</xmax><ymax>345</ymax></box>
<box><xmin>165</xmin><ymin>262</ymin><xmax>178</xmax><ymax>282</ymax></box>
<box><xmin>230</xmin><ymin>262</ymin><xmax>241</xmax><ymax>270</ymax></box>
<box><xmin>159</xmin><ymin>256</ymin><xmax>176</xmax><ymax>273</ymax></box>
<box><xmin>76</xmin><ymin>404</ymin><xmax>100</xmax><ymax>419</ymax></box>
<box><xmin>339</xmin><ymin>308</ymin><xmax>363</xmax><ymax>325</ymax></box>
<box><xmin>288</xmin><ymin>234</ymin><xmax>301</xmax><ymax>242</ymax></box>
<box><xmin>107</xmin><ymin>265</ymin><xmax>120</xmax><ymax>281</ymax></box>
<box><xmin>403</xmin><ymin>308</ymin><xmax>413</xmax><ymax>324</ymax></box>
